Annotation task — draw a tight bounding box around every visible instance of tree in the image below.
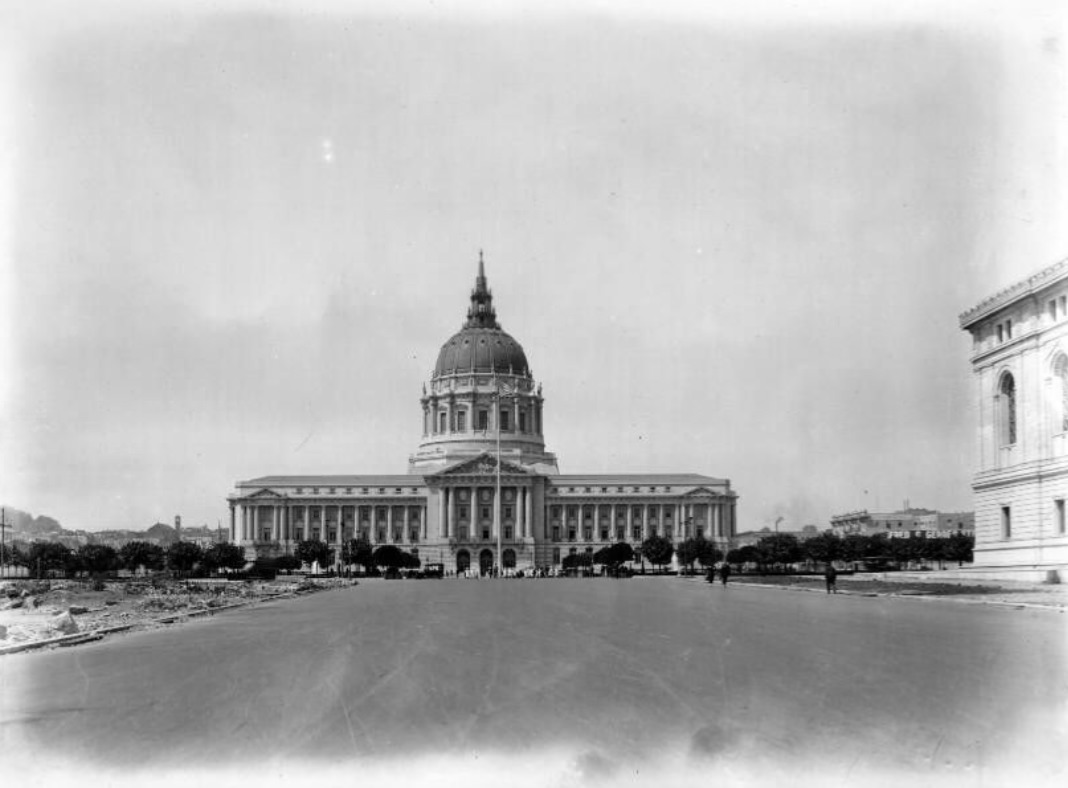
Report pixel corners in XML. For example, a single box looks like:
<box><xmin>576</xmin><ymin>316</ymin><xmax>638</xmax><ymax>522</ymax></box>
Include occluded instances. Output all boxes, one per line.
<box><xmin>275</xmin><ymin>554</ymin><xmax>302</xmax><ymax>575</ymax></box>
<box><xmin>343</xmin><ymin>536</ymin><xmax>374</xmax><ymax>573</ymax></box>
<box><xmin>119</xmin><ymin>541</ymin><xmax>166</xmax><ymax>573</ymax></box>
<box><xmin>401</xmin><ymin>550</ymin><xmax>421</xmax><ymax>570</ymax></box>
<box><xmin>695</xmin><ymin>537</ymin><xmax>723</xmax><ymax>568</ymax></box>
<box><xmin>608</xmin><ymin>542</ymin><xmax>634</xmax><ymax>565</ymax></box>
<box><xmin>676</xmin><ymin>538</ymin><xmax>699</xmax><ymax>573</ymax></box>
<box><xmin>802</xmin><ymin>533</ymin><xmax>842</xmax><ymax>566</ymax></box>
<box><xmin>203</xmin><ymin>542</ymin><xmax>247</xmax><ymax>572</ymax></box>
<box><xmin>27</xmin><ymin>541</ymin><xmax>72</xmax><ymax>578</ymax></box>
<box><xmin>75</xmin><ymin>544</ymin><xmax>119</xmax><ymax>575</ymax></box>
<box><xmin>166</xmin><ymin>541</ymin><xmax>204</xmax><ymax>576</ymax></box>
<box><xmin>371</xmin><ymin>544</ymin><xmax>405</xmax><ymax>573</ymax></box>
<box><xmin>641</xmin><ymin>535</ymin><xmax>674</xmax><ymax>572</ymax></box>
<box><xmin>947</xmin><ymin>533</ymin><xmax>974</xmax><ymax>566</ymax></box>
<box><xmin>755</xmin><ymin>534</ymin><xmax>802</xmax><ymax>572</ymax></box>
<box><xmin>294</xmin><ymin>539</ymin><xmax>333</xmax><ymax>573</ymax></box>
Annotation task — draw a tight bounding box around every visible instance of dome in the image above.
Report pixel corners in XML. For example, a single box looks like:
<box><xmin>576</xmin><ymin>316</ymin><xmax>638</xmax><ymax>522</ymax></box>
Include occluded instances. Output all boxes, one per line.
<box><xmin>434</xmin><ymin>327</ymin><xmax>530</xmax><ymax>377</ymax></box>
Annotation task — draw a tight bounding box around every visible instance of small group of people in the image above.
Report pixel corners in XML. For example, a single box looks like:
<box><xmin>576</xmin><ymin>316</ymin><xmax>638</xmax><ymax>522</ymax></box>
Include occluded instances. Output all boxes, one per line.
<box><xmin>705</xmin><ymin>562</ymin><xmax>731</xmax><ymax>586</ymax></box>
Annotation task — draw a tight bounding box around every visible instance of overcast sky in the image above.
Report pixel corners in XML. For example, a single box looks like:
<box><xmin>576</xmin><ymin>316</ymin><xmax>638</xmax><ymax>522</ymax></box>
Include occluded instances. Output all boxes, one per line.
<box><xmin>1</xmin><ymin>0</ymin><xmax>1066</xmax><ymax>533</ymax></box>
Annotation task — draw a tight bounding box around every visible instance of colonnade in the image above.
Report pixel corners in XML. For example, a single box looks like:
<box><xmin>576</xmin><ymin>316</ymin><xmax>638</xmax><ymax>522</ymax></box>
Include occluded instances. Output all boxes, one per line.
<box><xmin>437</xmin><ymin>485</ymin><xmax>533</xmax><ymax>540</ymax></box>
<box><xmin>229</xmin><ymin>502</ymin><xmax>428</xmax><ymax>547</ymax></box>
<box><xmin>547</xmin><ymin>500</ymin><xmax>735</xmax><ymax>542</ymax></box>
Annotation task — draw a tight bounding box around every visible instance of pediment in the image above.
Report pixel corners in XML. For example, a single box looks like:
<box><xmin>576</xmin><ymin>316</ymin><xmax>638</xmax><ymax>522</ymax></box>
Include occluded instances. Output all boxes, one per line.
<box><xmin>434</xmin><ymin>453</ymin><xmax>534</xmax><ymax>478</ymax></box>
<box><xmin>247</xmin><ymin>488</ymin><xmax>285</xmax><ymax>499</ymax></box>
<box><xmin>683</xmin><ymin>486</ymin><xmax>722</xmax><ymax>498</ymax></box>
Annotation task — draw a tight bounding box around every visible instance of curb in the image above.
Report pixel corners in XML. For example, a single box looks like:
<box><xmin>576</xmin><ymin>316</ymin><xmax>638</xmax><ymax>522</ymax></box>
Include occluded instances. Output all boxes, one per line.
<box><xmin>695</xmin><ymin>577</ymin><xmax>1066</xmax><ymax>612</ymax></box>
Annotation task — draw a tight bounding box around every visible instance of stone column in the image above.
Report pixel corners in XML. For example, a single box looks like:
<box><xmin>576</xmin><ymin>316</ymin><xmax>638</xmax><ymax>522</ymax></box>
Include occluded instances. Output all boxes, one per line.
<box><xmin>524</xmin><ymin>487</ymin><xmax>532</xmax><ymax>538</ymax></box>
<box><xmin>229</xmin><ymin>504</ymin><xmax>236</xmax><ymax>543</ymax></box>
<box><xmin>387</xmin><ymin>505</ymin><xmax>394</xmax><ymax>543</ymax></box>
<box><xmin>626</xmin><ymin>505</ymin><xmax>633</xmax><ymax>541</ymax></box>
<box><xmin>423</xmin><ymin>505</ymin><xmax>428</xmax><ymax>540</ymax></box>
<box><xmin>643</xmin><ymin>504</ymin><xmax>650</xmax><ymax>539</ymax></box>
<box><xmin>712</xmin><ymin>503</ymin><xmax>721</xmax><ymax>539</ymax></box>
<box><xmin>439</xmin><ymin>491</ymin><xmax>447</xmax><ymax>539</ymax></box>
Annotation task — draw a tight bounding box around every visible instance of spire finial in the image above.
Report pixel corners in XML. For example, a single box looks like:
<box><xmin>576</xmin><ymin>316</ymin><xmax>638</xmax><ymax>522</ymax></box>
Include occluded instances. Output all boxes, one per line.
<box><xmin>465</xmin><ymin>250</ymin><xmax>499</xmax><ymax>329</ymax></box>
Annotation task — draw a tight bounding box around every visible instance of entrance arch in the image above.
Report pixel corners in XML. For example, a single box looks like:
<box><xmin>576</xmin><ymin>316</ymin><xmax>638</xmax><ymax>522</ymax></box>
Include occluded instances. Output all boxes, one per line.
<box><xmin>456</xmin><ymin>550</ymin><xmax>471</xmax><ymax>575</ymax></box>
<box><xmin>503</xmin><ymin>548</ymin><xmax>517</xmax><ymax>569</ymax></box>
<box><xmin>479</xmin><ymin>549</ymin><xmax>494</xmax><ymax>576</ymax></box>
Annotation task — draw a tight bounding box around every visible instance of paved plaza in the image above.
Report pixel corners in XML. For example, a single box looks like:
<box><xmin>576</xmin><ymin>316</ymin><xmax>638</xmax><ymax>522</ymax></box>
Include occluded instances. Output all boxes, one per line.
<box><xmin>2</xmin><ymin>577</ymin><xmax>1065</xmax><ymax>786</ymax></box>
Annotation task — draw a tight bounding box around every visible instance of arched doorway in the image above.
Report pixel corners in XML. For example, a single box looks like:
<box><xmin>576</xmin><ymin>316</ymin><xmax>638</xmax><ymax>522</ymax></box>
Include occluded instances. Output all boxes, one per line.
<box><xmin>456</xmin><ymin>550</ymin><xmax>471</xmax><ymax>575</ymax></box>
<box><xmin>503</xmin><ymin>548</ymin><xmax>516</xmax><ymax>569</ymax></box>
<box><xmin>479</xmin><ymin>549</ymin><xmax>494</xmax><ymax>576</ymax></box>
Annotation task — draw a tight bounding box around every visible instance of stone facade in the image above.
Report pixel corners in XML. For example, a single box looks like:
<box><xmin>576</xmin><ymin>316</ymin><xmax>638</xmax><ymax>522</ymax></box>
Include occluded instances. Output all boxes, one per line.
<box><xmin>960</xmin><ymin>258</ymin><xmax>1068</xmax><ymax>571</ymax></box>
<box><xmin>228</xmin><ymin>258</ymin><xmax>737</xmax><ymax>573</ymax></box>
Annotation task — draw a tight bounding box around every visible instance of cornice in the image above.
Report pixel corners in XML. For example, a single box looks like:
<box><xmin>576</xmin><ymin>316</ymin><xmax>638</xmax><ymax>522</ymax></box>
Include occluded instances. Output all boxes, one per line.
<box><xmin>960</xmin><ymin>256</ymin><xmax>1068</xmax><ymax>330</ymax></box>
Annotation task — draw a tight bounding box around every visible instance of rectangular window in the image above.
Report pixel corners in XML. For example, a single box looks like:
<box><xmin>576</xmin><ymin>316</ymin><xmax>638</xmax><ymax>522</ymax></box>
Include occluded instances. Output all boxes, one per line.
<box><xmin>1006</xmin><ymin>319</ymin><xmax>1013</xmax><ymax>339</ymax></box>
<box><xmin>632</xmin><ymin>526</ymin><xmax>641</xmax><ymax>540</ymax></box>
<box><xmin>519</xmin><ymin>411</ymin><xmax>527</xmax><ymax>432</ymax></box>
<box><xmin>456</xmin><ymin>411</ymin><xmax>467</xmax><ymax>432</ymax></box>
<box><xmin>1057</xmin><ymin>499</ymin><xmax>1066</xmax><ymax>535</ymax></box>
<box><xmin>500</xmin><ymin>409</ymin><xmax>511</xmax><ymax>431</ymax></box>
<box><xmin>478</xmin><ymin>410</ymin><xmax>489</xmax><ymax>430</ymax></box>
<box><xmin>295</xmin><ymin>528</ymin><xmax>304</xmax><ymax>541</ymax></box>
<box><xmin>1002</xmin><ymin>506</ymin><xmax>1012</xmax><ymax>539</ymax></box>
<box><xmin>504</xmin><ymin>505</ymin><xmax>513</xmax><ymax>519</ymax></box>
<box><xmin>997</xmin><ymin>324</ymin><xmax>1004</xmax><ymax>343</ymax></box>
<box><xmin>552</xmin><ymin>547</ymin><xmax>560</xmax><ymax>565</ymax></box>
<box><xmin>481</xmin><ymin>506</ymin><xmax>491</xmax><ymax>520</ymax></box>
<box><xmin>459</xmin><ymin>506</ymin><xmax>468</xmax><ymax>520</ymax></box>
<box><xmin>1051</xmin><ymin>300</ymin><xmax>1058</xmax><ymax>320</ymax></box>
<box><xmin>1061</xmin><ymin>296</ymin><xmax>1067</xmax><ymax>317</ymax></box>
<box><xmin>328</xmin><ymin>529</ymin><xmax>337</xmax><ymax>542</ymax></box>
<box><xmin>459</xmin><ymin>527</ymin><xmax>468</xmax><ymax>540</ymax></box>
<box><xmin>568</xmin><ymin>528</ymin><xmax>576</xmax><ymax>541</ymax></box>
<box><xmin>600</xmin><ymin>528</ymin><xmax>609</xmax><ymax>540</ymax></box>
<box><xmin>552</xmin><ymin>526</ymin><xmax>560</xmax><ymax>541</ymax></box>
<box><xmin>504</xmin><ymin>526</ymin><xmax>513</xmax><ymax>540</ymax></box>
<box><xmin>439</xmin><ymin>412</ymin><xmax>447</xmax><ymax>432</ymax></box>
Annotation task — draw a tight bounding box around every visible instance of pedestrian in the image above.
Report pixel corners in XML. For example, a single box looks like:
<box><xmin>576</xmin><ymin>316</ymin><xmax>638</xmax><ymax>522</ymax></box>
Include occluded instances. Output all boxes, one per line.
<box><xmin>706</xmin><ymin>565</ymin><xmax>715</xmax><ymax>584</ymax></box>
<box><xmin>719</xmin><ymin>562</ymin><xmax>731</xmax><ymax>586</ymax></box>
<box><xmin>825</xmin><ymin>563</ymin><xmax>838</xmax><ymax>594</ymax></box>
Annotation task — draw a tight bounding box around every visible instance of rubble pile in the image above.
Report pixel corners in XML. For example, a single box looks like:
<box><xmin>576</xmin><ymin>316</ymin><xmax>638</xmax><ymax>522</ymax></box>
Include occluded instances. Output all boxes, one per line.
<box><xmin>0</xmin><ymin>576</ymin><xmax>355</xmax><ymax>652</ymax></box>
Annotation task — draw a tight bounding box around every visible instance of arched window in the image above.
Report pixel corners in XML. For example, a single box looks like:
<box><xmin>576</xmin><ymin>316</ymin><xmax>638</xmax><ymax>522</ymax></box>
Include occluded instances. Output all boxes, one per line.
<box><xmin>999</xmin><ymin>373</ymin><xmax>1017</xmax><ymax>445</ymax></box>
<box><xmin>1055</xmin><ymin>355</ymin><xmax>1068</xmax><ymax>433</ymax></box>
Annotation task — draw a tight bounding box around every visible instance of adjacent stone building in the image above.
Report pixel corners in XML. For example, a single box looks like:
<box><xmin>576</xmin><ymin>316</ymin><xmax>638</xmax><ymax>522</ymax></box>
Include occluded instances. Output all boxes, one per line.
<box><xmin>960</xmin><ymin>258</ymin><xmax>1068</xmax><ymax>575</ymax></box>
<box><xmin>228</xmin><ymin>259</ymin><xmax>738</xmax><ymax>573</ymax></box>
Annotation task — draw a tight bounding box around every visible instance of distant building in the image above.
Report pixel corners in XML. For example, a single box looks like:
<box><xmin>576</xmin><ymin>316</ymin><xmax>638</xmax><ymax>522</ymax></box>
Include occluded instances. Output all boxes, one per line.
<box><xmin>734</xmin><ymin>524</ymin><xmax>820</xmax><ymax>547</ymax></box>
<box><xmin>227</xmin><ymin>260</ymin><xmax>739</xmax><ymax>573</ymax></box>
<box><xmin>830</xmin><ymin>509</ymin><xmax>973</xmax><ymax>540</ymax></box>
<box><xmin>960</xmin><ymin>259</ymin><xmax>1068</xmax><ymax>573</ymax></box>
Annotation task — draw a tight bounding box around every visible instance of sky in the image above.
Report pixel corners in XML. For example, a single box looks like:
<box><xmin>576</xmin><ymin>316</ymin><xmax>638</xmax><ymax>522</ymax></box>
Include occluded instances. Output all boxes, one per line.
<box><xmin>1</xmin><ymin>0</ymin><xmax>1066</xmax><ymax>533</ymax></box>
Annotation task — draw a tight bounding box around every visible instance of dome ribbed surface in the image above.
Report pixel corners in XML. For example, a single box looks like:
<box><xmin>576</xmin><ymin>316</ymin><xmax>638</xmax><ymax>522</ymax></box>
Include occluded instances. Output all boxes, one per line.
<box><xmin>434</xmin><ymin>327</ymin><xmax>530</xmax><ymax>377</ymax></box>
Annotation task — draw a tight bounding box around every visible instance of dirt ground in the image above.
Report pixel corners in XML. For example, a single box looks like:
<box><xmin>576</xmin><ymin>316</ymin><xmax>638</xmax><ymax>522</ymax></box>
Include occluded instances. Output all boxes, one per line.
<box><xmin>725</xmin><ymin>573</ymin><xmax>1068</xmax><ymax>608</ymax></box>
<box><xmin>0</xmin><ymin>576</ymin><xmax>353</xmax><ymax>651</ymax></box>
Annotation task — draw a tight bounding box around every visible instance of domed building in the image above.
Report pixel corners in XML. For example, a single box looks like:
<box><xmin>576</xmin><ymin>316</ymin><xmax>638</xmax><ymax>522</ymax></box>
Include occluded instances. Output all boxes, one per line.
<box><xmin>228</xmin><ymin>256</ymin><xmax>737</xmax><ymax>574</ymax></box>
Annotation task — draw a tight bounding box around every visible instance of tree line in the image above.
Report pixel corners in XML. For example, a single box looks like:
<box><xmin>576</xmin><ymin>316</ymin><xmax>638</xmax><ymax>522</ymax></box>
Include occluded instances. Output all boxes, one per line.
<box><xmin>0</xmin><ymin>536</ymin><xmax>424</xmax><ymax>579</ymax></box>
<box><xmin>1</xmin><ymin>531</ymin><xmax>974</xmax><ymax>579</ymax></box>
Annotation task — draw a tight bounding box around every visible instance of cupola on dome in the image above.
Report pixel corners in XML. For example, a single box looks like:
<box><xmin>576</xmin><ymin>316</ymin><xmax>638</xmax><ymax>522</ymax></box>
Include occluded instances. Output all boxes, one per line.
<box><xmin>433</xmin><ymin>255</ymin><xmax>531</xmax><ymax>378</ymax></box>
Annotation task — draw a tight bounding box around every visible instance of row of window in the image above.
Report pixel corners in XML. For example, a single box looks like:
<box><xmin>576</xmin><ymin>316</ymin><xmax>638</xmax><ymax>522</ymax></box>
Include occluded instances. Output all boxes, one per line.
<box><xmin>996</xmin><ymin>319</ymin><xmax>1013</xmax><ymax>344</ymax></box>
<box><xmin>999</xmin><ymin>500</ymin><xmax>1068</xmax><ymax>539</ymax></box>
<box><xmin>426</xmin><ymin>406</ymin><xmax>542</xmax><ymax>435</ymax></box>
<box><xmin>291</xmin><ymin>487</ymin><xmax>422</xmax><ymax>495</ymax></box>
<box><xmin>550</xmin><ymin>485</ymin><xmax>674</xmax><ymax>495</ymax></box>
<box><xmin>260</xmin><ymin>529</ymin><xmax>423</xmax><ymax>544</ymax></box>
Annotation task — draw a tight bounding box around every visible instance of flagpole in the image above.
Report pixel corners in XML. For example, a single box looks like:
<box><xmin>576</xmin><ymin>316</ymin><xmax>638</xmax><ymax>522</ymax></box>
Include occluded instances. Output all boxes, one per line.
<box><xmin>496</xmin><ymin>375</ymin><xmax>502</xmax><ymax>577</ymax></box>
